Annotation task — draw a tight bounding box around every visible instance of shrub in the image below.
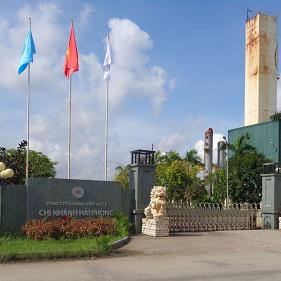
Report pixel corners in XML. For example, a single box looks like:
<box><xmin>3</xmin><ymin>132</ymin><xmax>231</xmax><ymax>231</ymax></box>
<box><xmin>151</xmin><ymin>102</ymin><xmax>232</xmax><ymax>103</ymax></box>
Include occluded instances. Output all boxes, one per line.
<box><xmin>22</xmin><ymin>217</ymin><xmax>117</xmax><ymax>240</ymax></box>
<box><xmin>112</xmin><ymin>212</ymin><xmax>132</xmax><ymax>235</ymax></box>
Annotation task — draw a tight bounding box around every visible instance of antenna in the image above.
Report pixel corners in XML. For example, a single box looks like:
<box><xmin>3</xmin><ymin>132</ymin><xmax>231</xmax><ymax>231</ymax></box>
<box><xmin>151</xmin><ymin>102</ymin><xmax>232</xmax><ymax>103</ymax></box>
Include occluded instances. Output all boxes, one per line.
<box><xmin>247</xmin><ymin>9</ymin><xmax>253</xmax><ymax>21</ymax></box>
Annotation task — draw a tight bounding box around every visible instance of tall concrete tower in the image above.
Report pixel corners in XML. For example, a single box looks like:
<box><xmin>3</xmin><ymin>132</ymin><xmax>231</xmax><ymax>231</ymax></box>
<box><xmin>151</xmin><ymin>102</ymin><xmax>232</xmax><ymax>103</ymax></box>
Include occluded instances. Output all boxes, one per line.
<box><xmin>204</xmin><ymin>128</ymin><xmax>213</xmax><ymax>195</ymax></box>
<box><xmin>244</xmin><ymin>13</ymin><xmax>278</xmax><ymax>126</ymax></box>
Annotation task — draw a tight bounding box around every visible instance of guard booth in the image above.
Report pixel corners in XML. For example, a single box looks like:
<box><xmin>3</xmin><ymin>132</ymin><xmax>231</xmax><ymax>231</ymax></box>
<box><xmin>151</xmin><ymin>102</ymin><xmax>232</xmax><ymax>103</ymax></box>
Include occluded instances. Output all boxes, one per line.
<box><xmin>261</xmin><ymin>163</ymin><xmax>281</xmax><ymax>229</ymax></box>
<box><xmin>129</xmin><ymin>149</ymin><xmax>156</xmax><ymax>234</ymax></box>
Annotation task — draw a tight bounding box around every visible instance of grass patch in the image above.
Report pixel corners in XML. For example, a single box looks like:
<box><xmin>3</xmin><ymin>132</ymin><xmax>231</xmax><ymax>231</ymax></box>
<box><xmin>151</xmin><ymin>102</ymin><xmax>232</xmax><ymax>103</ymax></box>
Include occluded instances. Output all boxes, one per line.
<box><xmin>0</xmin><ymin>235</ymin><xmax>117</xmax><ymax>262</ymax></box>
<box><xmin>0</xmin><ymin>213</ymin><xmax>130</xmax><ymax>262</ymax></box>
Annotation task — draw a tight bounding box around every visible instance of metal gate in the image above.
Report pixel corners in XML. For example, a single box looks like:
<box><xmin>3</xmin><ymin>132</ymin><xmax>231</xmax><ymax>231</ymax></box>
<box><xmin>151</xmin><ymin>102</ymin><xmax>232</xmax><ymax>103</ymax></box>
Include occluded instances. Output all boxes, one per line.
<box><xmin>167</xmin><ymin>202</ymin><xmax>261</xmax><ymax>232</ymax></box>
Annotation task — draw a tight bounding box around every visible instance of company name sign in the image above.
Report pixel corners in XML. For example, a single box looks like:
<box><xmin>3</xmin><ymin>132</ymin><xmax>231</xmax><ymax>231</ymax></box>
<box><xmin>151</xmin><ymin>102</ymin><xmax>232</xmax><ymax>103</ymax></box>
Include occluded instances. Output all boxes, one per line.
<box><xmin>27</xmin><ymin>178</ymin><xmax>129</xmax><ymax>219</ymax></box>
<box><xmin>38</xmin><ymin>187</ymin><xmax>113</xmax><ymax>217</ymax></box>
<box><xmin>38</xmin><ymin>207</ymin><xmax>113</xmax><ymax>218</ymax></box>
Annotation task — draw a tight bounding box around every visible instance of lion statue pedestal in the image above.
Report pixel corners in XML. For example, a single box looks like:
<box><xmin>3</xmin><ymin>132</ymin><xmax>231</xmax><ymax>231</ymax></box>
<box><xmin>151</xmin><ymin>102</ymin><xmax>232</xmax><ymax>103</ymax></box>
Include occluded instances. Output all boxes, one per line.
<box><xmin>142</xmin><ymin>186</ymin><xmax>169</xmax><ymax>237</ymax></box>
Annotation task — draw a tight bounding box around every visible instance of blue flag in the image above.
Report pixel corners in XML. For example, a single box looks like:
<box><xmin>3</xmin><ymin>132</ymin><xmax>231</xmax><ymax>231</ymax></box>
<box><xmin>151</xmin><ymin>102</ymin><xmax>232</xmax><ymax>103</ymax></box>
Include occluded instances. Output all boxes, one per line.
<box><xmin>18</xmin><ymin>31</ymin><xmax>36</xmax><ymax>75</ymax></box>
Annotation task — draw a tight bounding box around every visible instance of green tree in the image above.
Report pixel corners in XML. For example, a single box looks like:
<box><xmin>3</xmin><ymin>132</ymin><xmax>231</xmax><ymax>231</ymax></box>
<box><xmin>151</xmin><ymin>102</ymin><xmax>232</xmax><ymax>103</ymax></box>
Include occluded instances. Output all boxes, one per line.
<box><xmin>156</xmin><ymin>160</ymin><xmax>192</xmax><ymax>202</ymax></box>
<box><xmin>0</xmin><ymin>140</ymin><xmax>57</xmax><ymax>184</ymax></box>
<box><xmin>154</xmin><ymin>151</ymin><xmax>181</xmax><ymax>164</ymax></box>
<box><xmin>270</xmin><ymin>111</ymin><xmax>281</xmax><ymax>121</ymax></box>
<box><xmin>205</xmin><ymin>169</ymin><xmax>226</xmax><ymax>203</ymax></box>
<box><xmin>186</xmin><ymin>177</ymin><xmax>207</xmax><ymax>203</ymax></box>
<box><xmin>115</xmin><ymin>153</ymin><xmax>205</xmax><ymax>202</ymax></box>
<box><xmin>228</xmin><ymin>134</ymin><xmax>268</xmax><ymax>203</ymax></box>
<box><xmin>114</xmin><ymin>165</ymin><xmax>129</xmax><ymax>188</ymax></box>
<box><xmin>227</xmin><ymin>133</ymin><xmax>255</xmax><ymax>155</ymax></box>
<box><xmin>184</xmin><ymin>149</ymin><xmax>202</xmax><ymax>166</ymax></box>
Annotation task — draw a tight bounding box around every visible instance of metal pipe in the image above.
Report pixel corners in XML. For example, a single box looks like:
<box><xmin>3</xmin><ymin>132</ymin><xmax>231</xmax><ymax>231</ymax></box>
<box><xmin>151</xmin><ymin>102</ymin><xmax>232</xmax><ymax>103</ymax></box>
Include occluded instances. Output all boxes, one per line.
<box><xmin>226</xmin><ymin>151</ymin><xmax>229</xmax><ymax>207</ymax></box>
<box><xmin>68</xmin><ymin>75</ymin><xmax>72</xmax><ymax>179</ymax></box>
<box><xmin>105</xmin><ymin>79</ymin><xmax>109</xmax><ymax>180</ymax></box>
<box><xmin>223</xmin><ymin>136</ymin><xmax>229</xmax><ymax>207</ymax></box>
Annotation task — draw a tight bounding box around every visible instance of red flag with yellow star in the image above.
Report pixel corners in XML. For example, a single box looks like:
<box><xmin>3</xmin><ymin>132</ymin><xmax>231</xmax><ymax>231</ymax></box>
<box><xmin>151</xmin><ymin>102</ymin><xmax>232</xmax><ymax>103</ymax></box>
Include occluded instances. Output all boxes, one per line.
<box><xmin>64</xmin><ymin>22</ymin><xmax>79</xmax><ymax>78</ymax></box>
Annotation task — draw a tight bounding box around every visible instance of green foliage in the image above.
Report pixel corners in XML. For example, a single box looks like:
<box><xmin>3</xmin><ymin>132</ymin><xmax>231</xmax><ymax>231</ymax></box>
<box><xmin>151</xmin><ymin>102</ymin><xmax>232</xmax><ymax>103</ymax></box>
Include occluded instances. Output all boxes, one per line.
<box><xmin>155</xmin><ymin>150</ymin><xmax>204</xmax><ymax>202</ymax></box>
<box><xmin>114</xmin><ymin>165</ymin><xmax>129</xmax><ymax>188</ymax></box>
<box><xmin>206</xmin><ymin>169</ymin><xmax>226</xmax><ymax>203</ymax></box>
<box><xmin>115</xmin><ymin>150</ymin><xmax>204</xmax><ymax>202</ymax></box>
<box><xmin>186</xmin><ymin>177</ymin><xmax>207</xmax><ymax>203</ymax></box>
<box><xmin>112</xmin><ymin>212</ymin><xmax>131</xmax><ymax>235</ymax></box>
<box><xmin>229</xmin><ymin>150</ymin><xmax>267</xmax><ymax>203</ymax></box>
<box><xmin>29</xmin><ymin>151</ymin><xmax>57</xmax><ymax>177</ymax></box>
<box><xmin>0</xmin><ymin>235</ymin><xmax>115</xmax><ymax>262</ymax></box>
<box><xmin>227</xmin><ymin>133</ymin><xmax>255</xmax><ymax>155</ymax></box>
<box><xmin>155</xmin><ymin>150</ymin><xmax>181</xmax><ymax>164</ymax></box>
<box><xmin>203</xmin><ymin>134</ymin><xmax>268</xmax><ymax>203</ymax></box>
<box><xmin>156</xmin><ymin>160</ymin><xmax>192</xmax><ymax>202</ymax></box>
<box><xmin>228</xmin><ymin>134</ymin><xmax>268</xmax><ymax>203</ymax></box>
<box><xmin>0</xmin><ymin>140</ymin><xmax>57</xmax><ymax>184</ymax></box>
<box><xmin>0</xmin><ymin>214</ymin><xmax>131</xmax><ymax>262</ymax></box>
<box><xmin>185</xmin><ymin>149</ymin><xmax>202</xmax><ymax>165</ymax></box>
<box><xmin>22</xmin><ymin>217</ymin><xmax>117</xmax><ymax>240</ymax></box>
<box><xmin>270</xmin><ymin>111</ymin><xmax>281</xmax><ymax>121</ymax></box>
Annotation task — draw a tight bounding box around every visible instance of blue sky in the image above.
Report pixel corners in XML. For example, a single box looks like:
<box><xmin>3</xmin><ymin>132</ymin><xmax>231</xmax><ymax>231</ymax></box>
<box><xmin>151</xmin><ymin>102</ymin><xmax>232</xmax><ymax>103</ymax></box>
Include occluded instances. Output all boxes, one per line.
<box><xmin>0</xmin><ymin>0</ymin><xmax>281</xmax><ymax>179</ymax></box>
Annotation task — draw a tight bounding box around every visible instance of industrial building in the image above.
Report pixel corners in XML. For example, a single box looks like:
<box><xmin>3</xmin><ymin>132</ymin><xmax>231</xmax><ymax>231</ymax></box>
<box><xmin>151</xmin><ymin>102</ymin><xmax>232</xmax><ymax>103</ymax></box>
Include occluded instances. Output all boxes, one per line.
<box><xmin>244</xmin><ymin>12</ymin><xmax>278</xmax><ymax>126</ymax></box>
<box><xmin>202</xmin><ymin>12</ymin><xmax>279</xmax><ymax>196</ymax></box>
<box><xmin>228</xmin><ymin>12</ymin><xmax>280</xmax><ymax>159</ymax></box>
<box><xmin>229</xmin><ymin>120</ymin><xmax>280</xmax><ymax>162</ymax></box>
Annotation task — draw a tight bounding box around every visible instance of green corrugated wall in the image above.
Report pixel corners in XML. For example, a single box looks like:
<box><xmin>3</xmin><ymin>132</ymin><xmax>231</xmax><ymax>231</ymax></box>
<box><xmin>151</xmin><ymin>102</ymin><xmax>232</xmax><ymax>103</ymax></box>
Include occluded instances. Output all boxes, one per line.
<box><xmin>228</xmin><ymin>120</ymin><xmax>280</xmax><ymax>162</ymax></box>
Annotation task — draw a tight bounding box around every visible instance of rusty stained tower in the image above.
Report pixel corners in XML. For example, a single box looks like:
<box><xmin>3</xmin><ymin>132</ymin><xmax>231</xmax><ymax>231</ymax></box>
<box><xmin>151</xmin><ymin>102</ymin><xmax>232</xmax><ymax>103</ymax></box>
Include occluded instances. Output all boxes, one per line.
<box><xmin>244</xmin><ymin>12</ymin><xmax>278</xmax><ymax>126</ymax></box>
<box><xmin>204</xmin><ymin>128</ymin><xmax>213</xmax><ymax>195</ymax></box>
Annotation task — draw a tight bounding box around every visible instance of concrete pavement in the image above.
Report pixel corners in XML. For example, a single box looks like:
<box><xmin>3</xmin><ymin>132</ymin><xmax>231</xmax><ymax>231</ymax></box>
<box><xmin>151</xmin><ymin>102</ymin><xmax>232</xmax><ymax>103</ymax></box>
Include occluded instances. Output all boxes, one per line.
<box><xmin>1</xmin><ymin>230</ymin><xmax>281</xmax><ymax>281</ymax></box>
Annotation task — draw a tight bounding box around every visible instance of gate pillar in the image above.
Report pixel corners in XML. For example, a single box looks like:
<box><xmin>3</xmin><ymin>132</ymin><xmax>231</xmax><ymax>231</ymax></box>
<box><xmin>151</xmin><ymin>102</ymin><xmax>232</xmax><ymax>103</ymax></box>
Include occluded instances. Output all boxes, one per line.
<box><xmin>129</xmin><ymin>149</ymin><xmax>156</xmax><ymax>234</ymax></box>
<box><xmin>261</xmin><ymin>163</ymin><xmax>281</xmax><ymax>229</ymax></box>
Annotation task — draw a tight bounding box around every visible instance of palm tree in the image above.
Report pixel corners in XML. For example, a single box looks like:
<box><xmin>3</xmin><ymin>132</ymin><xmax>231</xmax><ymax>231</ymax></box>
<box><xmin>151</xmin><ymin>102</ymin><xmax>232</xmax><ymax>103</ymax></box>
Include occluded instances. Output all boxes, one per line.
<box><xmin>155</xmin><ymin>151</ymin><xmax>181</xmax><ymax>164</ymax></box>
<box><xmin>114</xmin><ymin>165</ymin><xmax>129</xmax><ymax>188</ymax></box>
<box><xmin>270</xmin><ymin>111</ymin><xmax>281</xmax><ymax>121</ymax></box>
<box><xmin>167</xmin><ymin>151</ymin><xmax>181</xmax><ymax>162</ymax></box>
<box><xmin>185</xmin><ymin>149</ymin><xmax>202</xmax><ymax>165</ymax></box>
<box><xmin>227</xmin><ymin>133</ymin><xmax>256</xmax><ymax>155</ymax></box>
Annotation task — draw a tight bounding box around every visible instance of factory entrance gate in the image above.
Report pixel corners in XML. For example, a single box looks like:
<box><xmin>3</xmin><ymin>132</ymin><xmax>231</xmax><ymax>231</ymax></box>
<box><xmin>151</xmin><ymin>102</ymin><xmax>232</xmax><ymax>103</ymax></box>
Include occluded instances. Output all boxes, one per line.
<box><xmin>166</xmin><ymin>203</ymin><xmax>261</xmax><ymax>232</ymax></box>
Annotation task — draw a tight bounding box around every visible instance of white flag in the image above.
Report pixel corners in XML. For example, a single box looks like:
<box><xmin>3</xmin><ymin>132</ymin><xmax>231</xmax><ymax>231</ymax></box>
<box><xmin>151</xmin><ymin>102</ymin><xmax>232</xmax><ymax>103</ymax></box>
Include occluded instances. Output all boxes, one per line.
<box><xmin>103</xmin><ymin>38</ymin><xmax>112</xmax><ymax>80</ymax></box>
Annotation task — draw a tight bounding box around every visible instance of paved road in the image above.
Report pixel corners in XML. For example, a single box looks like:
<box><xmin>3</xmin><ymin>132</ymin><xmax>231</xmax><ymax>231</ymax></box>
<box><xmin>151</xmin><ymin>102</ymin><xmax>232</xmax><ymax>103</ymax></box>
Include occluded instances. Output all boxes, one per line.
<box><xmin>1</xmin><ymin>230</ymin><xmax>281</xmax><ymax>281</ymax></box>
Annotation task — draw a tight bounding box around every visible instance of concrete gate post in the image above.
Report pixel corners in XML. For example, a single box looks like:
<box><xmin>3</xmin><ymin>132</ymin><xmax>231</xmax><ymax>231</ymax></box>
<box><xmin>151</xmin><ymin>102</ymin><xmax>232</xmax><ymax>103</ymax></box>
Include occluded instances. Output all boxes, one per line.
<box><xmin>129</xmin><ymin>149</ymin><xmax>156</xmax><ymax>234</ymax></box>
<box><xmin>261</xmin><ymin>163</ymin><xmax>281</xmax><ymax>229</ymax></box>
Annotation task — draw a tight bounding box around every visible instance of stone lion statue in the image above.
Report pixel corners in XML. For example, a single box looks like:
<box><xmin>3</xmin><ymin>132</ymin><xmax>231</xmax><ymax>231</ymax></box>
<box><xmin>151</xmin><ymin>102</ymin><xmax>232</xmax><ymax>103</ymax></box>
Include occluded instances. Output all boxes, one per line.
<box><xmin>144</xmin><ymin>186</ymin><xmax>167</xmax><ymax>220</ymax></box>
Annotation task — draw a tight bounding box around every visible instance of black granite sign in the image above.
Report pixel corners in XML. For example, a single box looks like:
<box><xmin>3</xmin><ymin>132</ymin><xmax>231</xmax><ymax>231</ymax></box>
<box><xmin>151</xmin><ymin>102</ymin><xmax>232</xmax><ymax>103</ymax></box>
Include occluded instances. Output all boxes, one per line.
<box><xmin>27</xmin><ymin>178</ymin><xmax>132</xmax><ymax>219</ymax></box>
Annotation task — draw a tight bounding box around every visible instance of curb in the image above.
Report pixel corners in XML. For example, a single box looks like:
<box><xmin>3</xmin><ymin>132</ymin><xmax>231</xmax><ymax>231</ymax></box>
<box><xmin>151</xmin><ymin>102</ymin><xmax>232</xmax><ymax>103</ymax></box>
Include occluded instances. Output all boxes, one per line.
<box><xmin>109</xmin><ymin>235</ymin><xmax>130</xmax><ymax>251</ymax></box>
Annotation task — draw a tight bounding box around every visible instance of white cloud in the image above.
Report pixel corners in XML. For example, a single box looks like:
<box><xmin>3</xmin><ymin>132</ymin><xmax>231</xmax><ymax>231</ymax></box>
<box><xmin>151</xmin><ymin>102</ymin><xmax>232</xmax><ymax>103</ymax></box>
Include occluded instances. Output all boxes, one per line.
<box><xmin>158</xmin><ymin>133</ymin><xmax>186</xmax><ymax>152</ymax></box>
<box><xmin>212</xmin><ymin>133</ymin><xmax>225</xmax><ymax>164</ymax></box>
<box><xmin>155</xmin><ymin>116</ymin><xmax>205</xmax><ymax>156</ymax></box>
<box><xmin>78</xmin><ymin>3</ymin><xmax>95</xmax><ymax>28</ymax></box>
<box><xmin>108</xmin><ymin>18</ymin><xmax>171</xmax><ymax>111</ymax></box>
<box><xmin>0</xmin><ymin>2</ymin><xmax>65</xmax><ymax>96</ymax></box>
<box><xmin>0</xmin><ymin>3</ymin><xmax>174</xmax><ymax>180</ymax></box>
<box><xmin>194</xmin><ymin>139</ymin><xmax>204</xmax><ymax>161</ymax></box>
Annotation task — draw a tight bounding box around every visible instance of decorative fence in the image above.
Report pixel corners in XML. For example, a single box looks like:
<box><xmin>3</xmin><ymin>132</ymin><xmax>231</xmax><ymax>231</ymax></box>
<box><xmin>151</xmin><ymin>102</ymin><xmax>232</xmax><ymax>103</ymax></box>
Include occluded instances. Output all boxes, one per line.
<box><xmin>167</xmin><ymin>202</ymin><xmax>261</xmax><ymax>232</ymax></box>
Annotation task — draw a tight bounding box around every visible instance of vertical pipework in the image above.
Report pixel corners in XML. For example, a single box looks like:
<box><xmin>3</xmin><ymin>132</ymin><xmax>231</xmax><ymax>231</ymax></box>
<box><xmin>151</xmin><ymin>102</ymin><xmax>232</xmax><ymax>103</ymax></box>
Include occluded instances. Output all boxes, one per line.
<box><xmin>204</xmin><ymin>128</ymin><xmax>213</xmax><ymax>195</ymax></box>
<box><xmin>217</xmin><ymin>141</ymin><xmax>226</xmax><ymax>169</ymax></box>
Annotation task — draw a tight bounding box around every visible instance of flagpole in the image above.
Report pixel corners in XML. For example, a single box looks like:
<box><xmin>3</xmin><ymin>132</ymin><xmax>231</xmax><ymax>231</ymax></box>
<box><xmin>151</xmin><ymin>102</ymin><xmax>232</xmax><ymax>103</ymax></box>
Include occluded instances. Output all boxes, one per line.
<box><xmin>68</xmin><ymin>75</ymin><xmax>72</xmax><ymax>179</ymax></box>
<box><xmin>64</xmin><ymin>18</ymin><xmax>78</xmax><ymax>180</ymax></box>
<box><xmin>105</xmin><ymin>78</ymin><xmax>109</xmax><ymax>181</ymax></box>
<box><xmin>26</xmin><ymin>65</ymin><xmax>30</xmax><ymax>185</ymax></box>
<box><xmin>26</xmin><ymin>17</ymin><xmax>31</xmax><ymax>218</ymax></box>
<box><xmin>104</xmin><ymin>34</ymin><xmax>111</xmax><ymax>181</ymax></box>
